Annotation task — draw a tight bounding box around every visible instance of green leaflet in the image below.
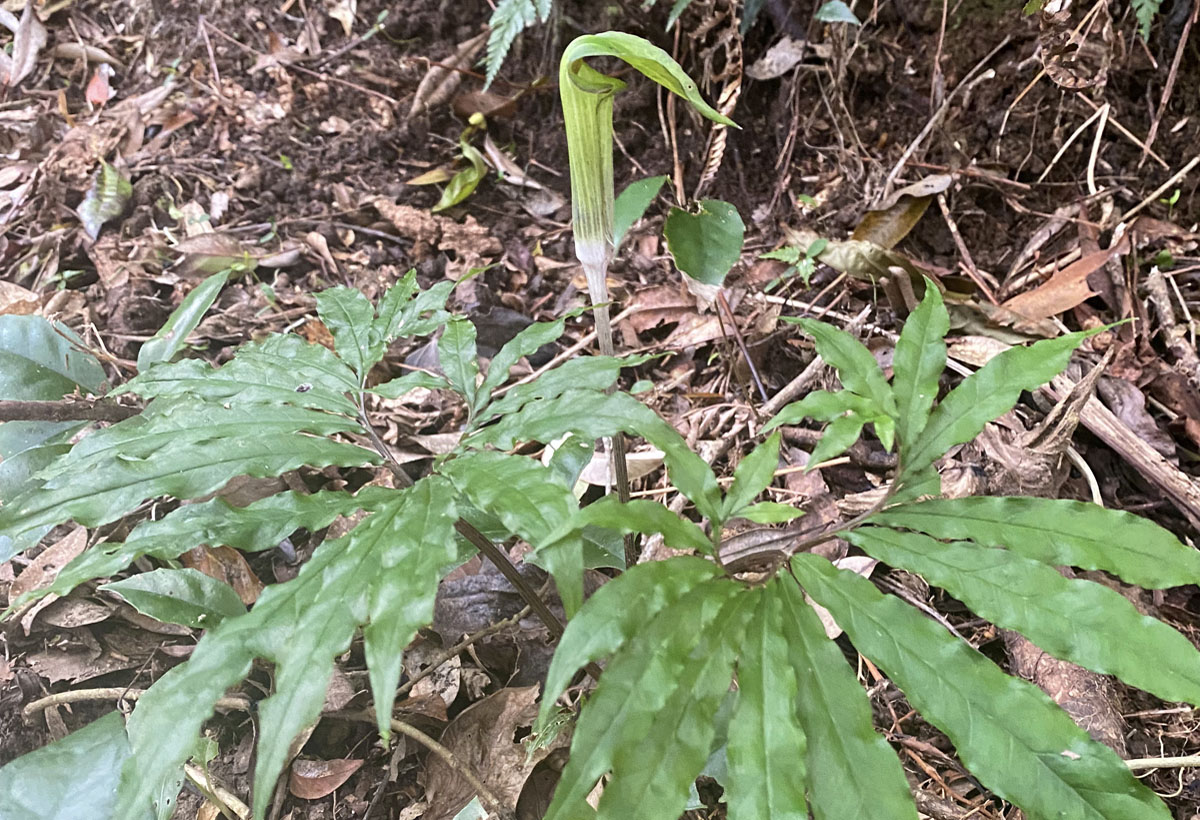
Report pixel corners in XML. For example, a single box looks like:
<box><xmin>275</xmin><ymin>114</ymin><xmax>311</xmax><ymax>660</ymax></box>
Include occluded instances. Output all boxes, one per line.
<box><xmin>763</xmin><ymin>389</ymin><xmax>879</xmax><ymax>431</ymax></box>
<box><xmin>0</xmin><ymin>711</ymin><xmax>163</xmax><ymax>820</ymax></box>
<box><xmin>776</xmin><ymin>574</ymin><xmax>918</xmax><ymax>820</ymax></box>
<box><xmin>10</xmin><ymin>487</ymin><xmax>396</xmax><ymax>613</ymax></box>
<box><xmin>726</xmin><ymin>581</ymin><xmax>808</xmax><ymax>820</ymax></box>
<box><xmin>901</xmin><ymin>330</ymin><xmax>1094</xmax><ymax>476</ymax></box>
<box><xmin>891</xmin><ymin>281</ymin><xmax>948</xmax><ymax>446</ymax></box>
<box><xmin>791</xmin><ymin>552</ymin><xmax>1171</xmax><ymax>820</ymax></box>
<box><xmin>869</xmin><ymin>496</ymin><xmax>1200</xmax><ymax>589</ymax></box>
<box><xmin>596</xmin><ymin>592</ymin><xmax>755</xmax><ymax>820</ymax></box>
<box><xmin>315</xmin><ymin>287</ymin><xmax>378</xmax><ymax>381</ymax></box>
<box><xmin>101</xmin><ymin>568</ymin><xmax>245</xmax><ymax>629</ymax></box>
<box><xmin>137</xmin><ymin>269</ymin><xmax>230</xmax><ymax>373</ymax></box>
<box><xmin>364</xmin><ymin>478</ymin><xmax>459</xmax><ymax>739</ymax></box>
<box><xmin>613</xmin><ymin>175</ymin><xmax>668</xmax><ymax>249</ymax></box>
<box><xmin>560</xmin><ymin>497</ymin><xmax>714</xmax><ymax>555</ymax></box>
<box><xmin>475</xmin><ymin>313</ymin><xmax>574</xmax><ymax>413</ymax></box>
<box><xmin>733</xmin><ymin>501</ymin><xmax>804</xmax><ymax>524</ymax></box>
<box><xmin>722</xmin><ymin>431</ymin><xmax>781</xmax><ymax>519</ymax></box>
<box><xmin>664</xmin><ymin>199</ymin><xmax>746</xmax><ymax>287</ymax></box>
<box><xmin>124</xmin><ymin>333</ymin><xmax>361</xmax><ymax>416</ymax></box>
<box><xmin>115</xmin><ymin>490</ymin><xmax>422</xmax><ymax>818</ymax></box>
<box><xmin>539</xmin><ymin>555</ymin><xmax>724</xmax><ymax>727</ymax></box>
<box><xmin>808</xmin><ymin>412</ymin><xmax>867</xmax><ymax>466</ymax></box>
<box><xmin>440</xmin><ymin>451</ymin><xmax>583</xmax><ymax>613</ymax></box>
<box><xmin>476</xmin><ymin>354</ymin><xmax>641</xmax><ymax>422</ymax></box>
<box><xmin>846</xmin><ymin>527</ymin><xmax>1200</xmax><ymax>706</ymax></box>
<box><xmin>371</xmin><ymin>273</ymin><xmax>454</xmax><ymax>345</ymax></box>
<box><xmin>789</xmin><ymin>318</ymin><xmax>898</xmax><ymax>417</ymax></box>
<box><xmin>0</xmin><ymin>314</ymin><xmax>108</xmax><ymax>398</ymax></box>
<box><xmin>0</xmin><ymin>402</ymin><xmax>376</xmax><ymax>541</ymax></box>
<box><xmin>544</xmin><ymin>579</ymin><xmax>737</xmax><ymax>820</ymax></box>
<box><xmin>472</xmin><ymin>388</ymin><xmax>722</xmax><ymax>524</ymax></box>
<box><xmin>370</xmin><ymin>370</ymin><xmax>450</xmax><ymax>398</ymax></box>
<box><xmin>485</xmin><ymin>0</ymin><xmax>549</xmax><ymax>86</ymax></box>
<box><xmin>438</xmin><ymin>318</ymin><xmax>481</xmax><ymax>412</ymax></box>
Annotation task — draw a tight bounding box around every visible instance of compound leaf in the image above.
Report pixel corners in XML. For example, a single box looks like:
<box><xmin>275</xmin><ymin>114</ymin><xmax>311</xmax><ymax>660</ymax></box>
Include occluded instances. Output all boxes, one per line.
<box><xmin>764</xmin><ymin>389</ymin><xmax>879</xmax><ymax>433</ymax></box>
<box><xmin>869</xmin><ymin>496</ymin><xmax>1200</xmax><ymax>589</ymax></box>
<box><xmin>539</xmin><ymin>555</ymin><xmax>724</xmax><ymax>727</ymax></box>
<box><xmin>727</xmin><ymin>581</ymin><xmax>808</xmax><ymax>820</ymax></box>
<box><xmin>847</xmin><ymin>527</ymin><xmax>1200</xmax><ymax>706</ymax></box>
<box><xmin>902</xmin><ymin>331</ymin><xmax>1093</xmax><ymax>476</ymax></box>
<box><xmin>476</xmin><ymin>314</ymin><xmax>571</xmax><ymax>412</ymax></box>
<box><xmin>486</xmin><ymin>0</ymin><xmax>541</xmax><ymax>87</ymax></box>
<box><xmin>892</xmin><ymin>282</ymin><xmax>948</xmax><ymax>446</ymax></box>
<box><xmin>791</xmin><ymin>552</ymin><xmax>1170</xmax><ymax>820</ymax></box>
<box><xmin>777</xmin><ymin>574</ymin><xmax>917</xmax><ymax>820</ymax></box>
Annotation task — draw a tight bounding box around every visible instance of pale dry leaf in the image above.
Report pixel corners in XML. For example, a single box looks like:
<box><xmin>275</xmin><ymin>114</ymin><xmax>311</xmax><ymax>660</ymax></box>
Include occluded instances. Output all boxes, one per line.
<box><xmin>289</xmin><ymin>757</ymin><xmax>364</xmax><ymax>800</ymax></box>
<box><xmin>10</xmin><ymin>527</ymin><xmax>89</xmax><ymax>600</ymax></box>
<box><xmin>1</xmin><ymin>0</ymin><xmax>48</xmax><ymax>87</ymax></box>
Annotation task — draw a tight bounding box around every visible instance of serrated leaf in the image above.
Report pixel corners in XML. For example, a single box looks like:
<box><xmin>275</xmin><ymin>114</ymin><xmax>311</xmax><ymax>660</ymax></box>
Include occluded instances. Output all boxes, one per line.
<box><xmin>440</xmin><ymin>450</ymin><xmax>582</xmax><ymax>611</ymax></box>
<box><xmin>727</xmin><ymin>582</ymin><xmax>808</xmax><ymax>820</ymax></box>
<box><xmin>116</xmin><ymin>491</ymin><xmax>425</xmax><ymax>819</ymax></box>
<box><xmin>847</xmin><ymin>526</ymin><xmax>1200</xmax><ymax>706</ymax></box>
<box><xmin>124</xmin><ymin>333</ymin><xmax>361</xmax><ymax>416</ymax></box>
<box><xmin>370</xmin><ymin>370</ymin><xmax>450</xmax><ymax>398</ymax></box>
<box><xmin>372</xmin><ymin>275</ymin><xmax>454</xmax><ymax>345</ymax></box>
<box><xmin>0</xmin><ymin>401</ymin><xmax>375</xmax><ymax>543</ymax></box>
<box><xmin>539</xmin><ymin>555</ymin><xmax>723</xmax><ymax>728</ymax></box>
<box><xmin>776</xmin><ymin>574</ymin><xmax>918</xmax><ymax>820</ymax></box>
<box><xmin>722</xmin><ymin>432</ymin><xmax>781</xmax><ymax>519</ymax></box>
<box><xmin>485</xmin><ymin>0</ymin><xmax>539</xmax><ymax>87</ymax></box>
<box><xmin>78</xmin><ymin>162</ymin><xmax>132</xmax><ymax>240</ymax></box>
<box><xmin>476</xmin><ymin>314</ymin><xmax>572</xmax><ymax>412</ymax></box>
<box><xmin>0</xmin><ymin>712</ymin><xmax>156</xmax><ymax>820</ymax></box>
<box><xmin>790</xmin><ymin>551</ymin><xmax>1171</xmax><ymax>820</ymax></box>
<box><xmin>763</xmin><ymin>389</ymin><xmax>879</xmax><ymax>433</ymax></box>
<box><xmin>471</xmin><ymin>388</ymin><xmax>722</xmax><ymax>523</ymax></box>
<box><xmin>0</xmin><ymin>315</ymin><xmax>107</xmax><ymax>399</ymax></box>
<box><xmin>613</xmin><ymin>175</ymin><xmax>668</xmax><ymax>249</ymax></box>
<box><xmin>137</xmin><ymin>270</ymin><xmax>231</xmax><ymax>372</ymax></box>
<box><xmin>664</xmin><ymin>199</ymin><xmax>745</xmax><ymax>287</ymax></box>
<box><xmin>102</xmin><ymin>568</ymin><xmax>245</xmax><ymax>628</ymax></box>
<box><xmin>596</xmin><ymin>591</ymin><xmax>755</xmax><ymax>820</ymax></box>
<box><xmin>902</xmin><ymin>330</ymin><xmax>1094</xmax><ymax>476</ymax></box>
<box><xmin>544</xmin><ymin>580</ymin><xmax>737</xmax><ymax>820</ymax></box>
<box><xmin>1134</xmin><ymin>0</ymin><xmax>1160</xmax><ymax>37</ymax></box>
<box><xmin>559</xmin><ymin>496</ymin><xmax>713</xmax><ymax>554</ymax></box>
<box><xmin>315</xmin><ymin>287</ymin><xmax>378</xmax><ymax>380</ymax></box>
<box><xmin>477</xmin><ymin>354</ymin><xmax>643</xmax><ymax>422</ymax></box>
<box><xmin>733</xmin><ymin>501</ymin><xmax>804</xmax><ymax>524</ymax></box>
<box><xmin>870</xmin><ymin>496</ymin><xmax>1200</xmax><ymax>589</ymax></box>
<box><xmin>790</xmin><ymin>319</ymin><xmax>898</xmax><ymax>416</ymax></box>
<box><xmin>892</xmin><ymin>282</ymin><xmax>948</xmax><ymax>446</ymax></box>
<box><xmin>364</xmin><ymin>477</ymin><xmax>458</xmax><ymax>739</ymax></box>
<box><xmin>438</xmin><ymin>318</ymin><xmax>480</xmax><ymax>411</ymax></box>
<box><xmin>369</xmin><ymin>270</ymin><xmax>419</xmax><ymax>350</ymax></box>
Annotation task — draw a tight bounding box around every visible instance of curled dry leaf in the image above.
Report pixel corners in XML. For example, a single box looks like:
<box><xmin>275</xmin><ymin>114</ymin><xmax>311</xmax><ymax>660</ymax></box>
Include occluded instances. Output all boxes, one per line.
<box><xmin>288</xmin><ymin>757</ymin><xmax>364</xmax><ymax>800</ymax></box>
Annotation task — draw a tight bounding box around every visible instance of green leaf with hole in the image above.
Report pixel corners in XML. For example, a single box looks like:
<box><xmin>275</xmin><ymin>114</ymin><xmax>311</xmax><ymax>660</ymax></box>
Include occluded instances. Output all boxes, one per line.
<box><xmin>102</xmin><ymin>568</ymin><xmax>245</xmax><ymax>629</ymax></box>
<box><xmin>664</xmin><ymin>199</ymin><xmax>745</xmax><ymax>287</ymax></box>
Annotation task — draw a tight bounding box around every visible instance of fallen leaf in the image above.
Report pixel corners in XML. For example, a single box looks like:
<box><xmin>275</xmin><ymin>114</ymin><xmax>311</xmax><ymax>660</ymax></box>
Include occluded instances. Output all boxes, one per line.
<box><xmin>1001</xmin><ymin>233</ymin><xmax>1128</xmax><ymax>324</ymax></box>
<box><xmin>10</xmin><ymin>527</ymin><xmax>89</xmax><ymax>600</ymax></box>
<box><xmin>181</xmin><ymin>545</ymin><xmax>265</xmax><ymax>605</ymax></box>
<box><xmin>0</xmin><ymin>0</ymin><xmax>47</xmax><ymax>87</ymax></box>
<box><xmin>289</xmin><ymin>758</ymin><xmax>364</xmax><ymax>800</ymax></box>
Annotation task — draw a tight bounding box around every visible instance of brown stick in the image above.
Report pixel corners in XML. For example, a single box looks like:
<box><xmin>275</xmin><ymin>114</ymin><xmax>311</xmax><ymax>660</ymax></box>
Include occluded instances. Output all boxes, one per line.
<box><xmin>0</xmin><ymin>398</ymin><xmax>141</xmax><ymax>423</ymax></box>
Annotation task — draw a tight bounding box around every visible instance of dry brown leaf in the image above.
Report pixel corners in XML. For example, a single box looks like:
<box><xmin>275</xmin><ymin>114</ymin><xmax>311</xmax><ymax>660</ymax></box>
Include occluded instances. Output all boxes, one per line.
<box><xmin>181</xmin><ymin>546</ymin><xmax>265</xmax><ymax>605</ymax></box>
<box><xmin>288</xmin><ymin>757</ymin><xmax>364</xmax><ymax>800</ymax></box>
<box><xmin>422</xmin><ymin>686</ymin><xmax>566</xmax><ymax>820</ymax></box>
<box><xmin>0</xmin><ymin>280</ymin><xmax>38</xmax><ymax>314</ymax></box>
<box><xmin>10</xmin><ymin>527</ymin><xmax>88</xmax><ymax>600</ymax></box>
<box><xmin>1001</xmin><ymin>232</ymin><xmax>1129</xmax><ymax>324</ymax></box>
<box><xmin>1</xmin><ymin>0</ymin><xmax>48</xmax><ymax>87</ymax></box>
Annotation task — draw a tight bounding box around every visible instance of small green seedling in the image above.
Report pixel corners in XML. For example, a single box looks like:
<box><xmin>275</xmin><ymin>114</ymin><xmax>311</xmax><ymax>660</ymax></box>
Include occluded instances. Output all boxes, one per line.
<box><xmin>760</xmin><ymin>237</ymin><xmax>828</xmax><ymax>290</ymax></box>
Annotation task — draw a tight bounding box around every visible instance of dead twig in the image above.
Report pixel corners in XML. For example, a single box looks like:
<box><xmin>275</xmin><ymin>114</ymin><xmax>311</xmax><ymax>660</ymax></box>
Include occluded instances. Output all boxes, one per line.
<box><xmin>0</xmin><ymin>398</ymin><xmax>141</xmax><ymax>423</ymax></box>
